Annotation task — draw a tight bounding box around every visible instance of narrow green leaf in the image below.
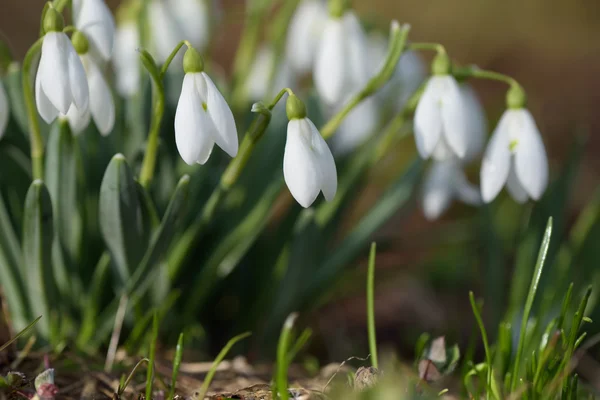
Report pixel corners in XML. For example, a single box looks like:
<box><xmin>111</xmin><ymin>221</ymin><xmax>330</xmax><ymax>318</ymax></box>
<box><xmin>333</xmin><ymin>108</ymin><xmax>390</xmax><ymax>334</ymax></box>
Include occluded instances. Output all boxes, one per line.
<box><xmin>146</xmin><ymin>312</ymin><xmax>159</xmax><ymax>400</ymax></box>
<box><xmin>22</xmin><ymin>180</ymin><xmax>55</xmax><ymax>339</ymax></box>
<box><xmin>2</xmin><ymin>64</ymin><xmax>28</xmax><ymax>133</ymax></box>
<box><xmin>168</xmin><ymin>333</ymin><xmax>185</xmax><ymax>400</ymax></box>
<box><xmin>99</xmin><ymin>154</ymin><xmax>147</xmax><ymax>284</ymax></box>
<box><xmin>0</xmin><ymin>315</ymin><xmax>41</xmax><ymax>353</ymax></box>
<box><xmin>367</xmin><ymin>242</ymin><xmax>378</xmax><ymax>370</ymax></box>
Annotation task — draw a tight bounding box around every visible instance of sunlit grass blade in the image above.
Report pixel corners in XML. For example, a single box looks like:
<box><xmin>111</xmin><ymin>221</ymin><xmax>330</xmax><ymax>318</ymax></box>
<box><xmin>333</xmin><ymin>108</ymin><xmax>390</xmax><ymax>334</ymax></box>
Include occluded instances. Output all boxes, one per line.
<box><xmin>168</xmin><ymin>333</ymin><xmax>185</xmax><ymax>400</ymax></box>
<box><xmin>286</xmin><ymin>328</ymin><xmax>312</xmax><ymax>364</ymax></box>
<box><xmin>469</xmin><ymin>292</ymin><xmax>494</xmax><ymax>400</ymax></box>
<box><xmin>146</xmin><ymin>312</ymin><xmax>159</xmax><ymax>400</ymax></box>
<box><xmin>118</xmin><ymin>358</ymin><xmax>150</xmax><ymax>396</ymax></box>
<box><xmin>511</xmin><ymin>216</ymin><xmax>553</xmax><ymax>392</ymax></box>
<box><xmin>0</xmin><ymin>315</ymin><xmax>41</xmax><ymax>353</ymax></box>
<box><xmin>196</xmin><ymin>332</ymin><xmax>252</xmax><ymax>399</ymax></box>
<box><xmin>274</xmin><ymin>313</ymin><xmax>297</xmax><ymax>400</ymax></box>
<box><xmin>367</xmin><ymin>242</ymin><xmax>378</xmax><ymax>369</ymax></box>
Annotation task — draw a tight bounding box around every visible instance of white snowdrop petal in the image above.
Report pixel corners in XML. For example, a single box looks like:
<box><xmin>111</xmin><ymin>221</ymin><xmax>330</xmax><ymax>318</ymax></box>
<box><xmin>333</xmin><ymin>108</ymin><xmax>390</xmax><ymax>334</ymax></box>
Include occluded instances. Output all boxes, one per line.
<box><xmin>440</xmin><ymin>76</ymin><xmax>468</xmax><ymax>159</ymax></box>
<box><xmin>40</xmin><ymin>32</ymin><xmax>72</xmax><ymax>114</ymax></box>
<box><xmin>67</xmin><ymin>43</ymin><xmax>90</xmax><ymax>111</ymax></box>
<box><xmin>284</xmin><ymin>119</ymin><xmax>322</xmax><ymax>208</ymax></box>
<box><xmin>453</xmin><ymin>165</ymin><xmax>483</xmax><ymax>206</ymax></box>
<box><xmin>87</xmin><ymin>58</ymin><xmax>115</xmax><ymax>135</ymax></box>
<box><xmin>203</xmin><ymin>73</ymin><xmax>238</xmax><ymax>157</ymax></box>
<box><xmin>314</xmin><ymin>18</ymin><xmax>346</xmax><ymax>104</ymax></box>
<box><xmin>169</xmin><ymin>0</ymin><xmax>210</xmax><ymax>51</ymax></box>
<box><xmin>332</xmin><ymin>96</ymin><xmax>378</xmax><ymax>155</ymax></box>
<box><xmin>113</xmin><ymin>24</ymin><xmax>140</xmax><ymax>96</ymax></box>
<box><xmin>246</xmin><ymin>46</ymin><xmax>273</xmax><ymax>101</ymax></box>
<box><xmin>480</xmin><ymin>111</ymin><xmax>512</xmax><ymax>203</ymax></box>
<box><xmin>343</xmin><ymin>11</ymin><xmax>370</xmax><ymax>87</ymax></box>
<box><xmin>460</xmin><ymin>84</ymin><xmax>487</xmax><ymax>162</ymax></box>
<box><xmin>422</xmin><ymin>161</ymin><xmax>454</xmax><ymax>220</ymax></box>
<box><xmin>513</xmin><ymin>109</ymin><xmax>549</xmax><ymax>201</ymax></box>
<box><xmin>75</xmin><ymin>0</ymin><xmax>115</xmax><ymax>61</ymax></box>
<box><xmin>65</xmin><ymin>104</ymin><xmax>91</xmax><ymax>134</ymax></box>
<box><xmin>306</xmin><ymin>118</ymin><xmax>337</xmax><ymax>201</ymax></box>
<box><xmin>286</xmin><ymin>0</ymin><xmax>327</xmax><ymax>74</ymax></box>
<box><xmin>506</xmin><ymin>161</ymin><xmax>529</xmax><ymax>203</ymax></box>
<box><xmin>148</xmin><ymin>0</ymin><xmax>184</xmax><ymax>63</ymax></box>
<box><xmin>414</xmin><ymin>78</ymin><xmax>443</xmax><ymax>158</ymax></box>
<box><xmin>0</xmin><ymin>81</ymin><xmax>8</xmax><ymax>138</ymax></box>
<box><xmin>174</xmin><ymin>74</ymin><xmax>216</xmax><ymax>165</ymax></box>
<box><xmin>35</xmin><ymin>68</ymin><xmax>59</xmax><ymax>124</ymax></box>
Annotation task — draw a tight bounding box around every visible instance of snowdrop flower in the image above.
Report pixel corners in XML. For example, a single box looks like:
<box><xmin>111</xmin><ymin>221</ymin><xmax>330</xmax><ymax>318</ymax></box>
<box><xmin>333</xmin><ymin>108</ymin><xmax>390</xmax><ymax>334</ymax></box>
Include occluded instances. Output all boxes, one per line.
<box><xmin>36</xmin><ymin>8</ymin><xmax>89</xmax><ymax>124</ymax></box>
<box><xmin>246</xmin><ymin>46</ymin><xmax>295</xmax><ymax>101</ymax></box>
<box><xmin>0</xmin><ymin>81</ymin><xmax>8</xmax><ymax>139</ymax></box>
<box><xmin>422</xmin><ymin>159</ymin><xmax>481</xmax><ymax>220</ymax></box>
<box><xmin>63</xmin><ymin>32</ymin><xmax>115</xmax><ymax>135</ymax></box>
<box><xmin>314</xmin><ymin>8</ymin><xmax>370</xmax><ymax>105</ymax></box>
<box><xmin>72</xmin><ymin>0</ymin><xmax>115</xmax><ymax>61</ymax></box>
<box><xmin>175</xmin><ymin>47</ymin><xmax>238</xmax><ymax>165</ymax></box>
<box><xmin>414</xmin><ymin>53</ymin><xmax>469</xmax><ymax>161</ymax></box>
<box><xmin>284</xmin><ymin>93</ymin><xmax>337</xmax><ymax>208</ymax></box>
<box><xmin>480</xmin><ymin>86</ymin><xmax>548</xmax><ymax>203</ymax></box>
<box><xmin>169</xmin><ymin>0</ymin><xmax>213</xmax><ymax>52</ymax></box>
<box><xmin>113</xmin><ymin>21</ymin><xmax>140</xmax><ymax>96</ymax></box>
<box><xmin>148</xmin><ymin>0</ymin><xmax>185</xmax><ymax>63</ymax></box>
<box><xmin>330</xmin><ymin>96</ymin><xmax>378</xmax><ymax>155</ymax></box>
<box><xmin>286</xmin><ymin>0</ymin><xmax>328</xmax><ymax>74</ymax></box>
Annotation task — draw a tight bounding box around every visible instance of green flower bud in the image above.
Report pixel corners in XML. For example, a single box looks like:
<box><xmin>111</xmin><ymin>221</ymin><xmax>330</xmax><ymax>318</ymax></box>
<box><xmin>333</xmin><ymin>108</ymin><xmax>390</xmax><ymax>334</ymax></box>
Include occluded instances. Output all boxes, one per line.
<box><xmin>286</xmin><ymin>94</ymin><xmax>307</xmax><ymax>120</ymax></box>
<box><xmin>506</xmin><ymin>83</ymin><xmax>527</xmax><ymax>109</ymax></box>
<box><xmin>71</xmin><ymin>31</ymin><xmax>89</xmax><ymax>55</ymax></box>
<box><xmin>431</xmin><ymin>51</ymin><xmax>451</xmax><ymax>75</ymax></box>
<box><xmin>329</xmin><ymin>0</ymin><xmax>350</xmax><ymax>18</ymax></box>
<box><xmin>183</xmin><ymin>47</ymin><xmax>204</xmax><ymax>74</ymax></box>
<box><xmin>43</xmin><ymin>7</ymin><xmax>65</xmax><ymax>34</ymax></box>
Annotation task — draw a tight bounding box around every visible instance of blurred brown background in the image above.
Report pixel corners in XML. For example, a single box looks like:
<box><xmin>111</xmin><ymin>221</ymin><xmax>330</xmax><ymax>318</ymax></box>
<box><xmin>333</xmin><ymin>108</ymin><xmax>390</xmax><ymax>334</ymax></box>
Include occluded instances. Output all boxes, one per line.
<box><xmin>1</xmin><ymin>0</ymin><xmax>599</xmax><ymax>358</ymax></box>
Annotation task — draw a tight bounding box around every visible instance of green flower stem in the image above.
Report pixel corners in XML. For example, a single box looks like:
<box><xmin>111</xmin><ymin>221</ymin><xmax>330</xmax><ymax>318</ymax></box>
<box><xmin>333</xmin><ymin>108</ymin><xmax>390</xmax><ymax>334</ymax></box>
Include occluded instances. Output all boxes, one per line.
<box><xmin>320</xmin><ymin>22</ymin><xmax>411</xmax><ymax>140</ymax></box>
<box><xmin>456</xmin><ymin>65</ymin><xmax>520</xmax><ymax>88</ymax></box>
<box><xmin>367</xmin><ymin>242</ymin><xmax>378</xmax><ymax>369</ymax></box>
<box><xmin>22</xmin><ymin>37</ymin><xmax>45</xmax><ymax>180</ymax></box>
<box><xmin>138</xmin><ymin>49</ymin><xmax>165</xmax><ymax>188</ymax></box>
<box><xmin>407</xmin><ymin>42</ymin><xmax>446</xmax><ymax>53</ymax></box>
<box><xmin>469</xmin><ymin>292</ymin><xmax>493</xmax><ymax>400</ymax></box>
<box><xmin>159</xmin><ymin>40</ymin><xmax>190</xmax><ymax>78</ymax></box>
<box><xmin>510</xmin><ymin>217</ymin><xmax>553</xmax><ymax>392</ymax></box>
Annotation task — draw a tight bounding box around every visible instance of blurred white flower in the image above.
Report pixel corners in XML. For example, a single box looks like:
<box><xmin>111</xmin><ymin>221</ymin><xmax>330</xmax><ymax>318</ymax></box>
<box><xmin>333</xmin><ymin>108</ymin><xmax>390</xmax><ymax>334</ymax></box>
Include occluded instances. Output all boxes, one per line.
<box><xmin>73</xmin><ymin>0</ymin><xmax>116</xmax><ymax>61</ymax></box>
<box><xmin>480</xmin><ymin>108</ymin><xmax>548</xmax><ymax>203</ymax></box>
<box><xmin>0</xmin><ymin>81</ymin><xmax>8</xmax><ymax>139</ymax></box>
<box><xmin>246</xmin><ymin>45</ymin><xmax>295</xmax><ymax>101</ymax></box>
<box><xmin>314</xmin><ymin>11</ymin><xmax>369</xmax><ymax>104</ymax></box>
<box><xmin>64</xmin><ymin>54</ymin><xmax>115</xmax><ymax>136</ymax></box>
<box><xmin>422</xmin><ymin>159</ymin><xmax>481</xmax><ymax>220</ymax></box>
<box><xmin>148</xmin><ymin>0</ymin><xmax>185</xmax><ymax>63</ymax></box>
<box><xmin>113</xmin><ymin>22</ymin><xmax>140</xmax><ymax>96</ymax></box>
<box><xmin>284</xmin><ymin>117</ymin><xmax>337</xmax><ymax>208</ymax></box>
<box><xmin>35</xmin><ymin>32</ymin><xmax>89</xmax><ymax>124</ymax></box>
<box><xmin>330</xmin><ymin>96</ymin><xmax>378</xmax><ymax>155</ymax></box>
<box><xmin>169</xmin><ymin>0</ymin><xmax>212</xmax><ymax>52</ymax></box>
<box><xmin>414</xmin><ymin>75</ymin><xmax>469</xmax><ymax>160</ymax></box>
<box><xmin>286</xmin><ymin>0</ymin><xmax>328</xmax><ymax>74</ymax></box>
<box><xmin>175</xmin><ymin>72</ymin><xmax>238</xmax><ymax>164</ymax></box>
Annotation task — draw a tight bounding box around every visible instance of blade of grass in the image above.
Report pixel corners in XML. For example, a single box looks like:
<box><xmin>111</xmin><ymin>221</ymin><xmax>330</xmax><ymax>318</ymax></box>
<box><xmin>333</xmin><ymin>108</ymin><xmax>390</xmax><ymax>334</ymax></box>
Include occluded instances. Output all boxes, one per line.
<box><xmin>0</xmin><ymin>315</ymin><xmax>41</xmax><ymax>352</ymax></box>
<box><xmin>275</xmin><ymin>313</ymin><xmax>297</xmax><ymax>400</ymax></box>
<box><xmin>168</xmin><ymin>333</ymin><xmax>184</xmax><ymax>400</ymax></box>
<box><xmin>367</xmin><ymin>242</ymin><xmax>378</xmax><ymax>369</ymax></box>
<box><xmin>118</xmin><ymin>358</ymin><xmax>150</xmax><ymax>395</ymax></box>
<box><xmin>286</xmin><ymin>328</ymin><xmax>312</xmax><ymax>365</ymax></box>
<box><xmin>511</xmin><ymin>217</ymin><xmax>553</xmax><ymax>392</ymax></box>
<box><xmin>195</xmin><ymin>332</ymin><xmax>252</xmax><ymax>399</ymax></box>
<box><xmin>146</xmin><ymin>312</ymin><xmax>159</xmax><ymax>400</ymax></box>
<box><xmin>469</xmin><ymin>292</ymin><xmax>493</xmax><ymax>400</ymax></box>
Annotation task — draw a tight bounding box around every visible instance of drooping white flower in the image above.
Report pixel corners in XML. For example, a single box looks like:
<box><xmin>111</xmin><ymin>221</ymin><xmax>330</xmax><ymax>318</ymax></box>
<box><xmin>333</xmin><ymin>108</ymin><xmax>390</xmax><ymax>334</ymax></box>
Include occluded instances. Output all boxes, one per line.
<box><xmin>314</xmin><ymin>10</ymin><xmax>370</xmax><ymax>105</ymax></box>
<box><xmin>286</xmin><ymin>0</ymin><xmax>328</xmax><ymax>74</ymax></box>
<box><xmin>459</xmin><ymin>84</ymin><xmax>487</xmax><ymax>163</ymax></box>
<box><xmin>174</xmin><ymin>47</ymin><xmax>238</xmax><ymax>165</ymax></box>
<box><xmin>148</xmin><ymin>0</ymin><xmax>185</xmax><ymax>63</ymax></box>
<box><xmin>35</xmin><ymin>32</ymin><xmax>89</xmax><ymax>124</ymax></box>
<box><xmin>284</xmin><ymin>94</ymin><xmax>337</xmax><ymax>208</ymax></box>
<box><xmin>64</xmin><ymin>53</ymin><xmax>115</xmax><ymax>135</ymax></box>
<box><xmin>72</xmin><ymin>0</ymin><xmax>115</xmax><ymax>61</ymax></box>
<box><xmin>113</xmin><ymin>22</ymin><xmax>140</xmax><ymax>96</ymax></box>
<box><xmin>330</xmin><ymin>96</ymin><xmax>378</xmax><ymax>155</ymax></box>
<box><xmin>168</xmin><ymin>0</ymin><xmax>212</xmax><ymax>52</ymax></box>
<box><xmin>0</xmin><ymin>81</ymin><xmax>9</xmax><ymax>139</ymax></box>
<box><xmin>414</xmin><ymin>74</ymin><xmax>469</xmax><ymax>160</ymax></box>
<box><xmin>422</xmin><ymin>159</ymin><xmax>481</xmax><ymax>220</ymax></box>
<box><xmin>246</xmin><ymin>45</ymin><xmax>295</xmax><ymax>101</ymax></box>
<box><xmin>480</xmin><ymin>108</ymin><xmax>548</xmax><ymax>203</ymax></box>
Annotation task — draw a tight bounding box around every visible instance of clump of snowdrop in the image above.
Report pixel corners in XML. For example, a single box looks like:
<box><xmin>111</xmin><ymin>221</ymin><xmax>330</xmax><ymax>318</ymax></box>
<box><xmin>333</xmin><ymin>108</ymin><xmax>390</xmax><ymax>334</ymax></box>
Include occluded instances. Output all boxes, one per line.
<box><xmin>314</xmin><ymin>3</ymin><xmax>370</xmax><ymax>105</ymax></box>
<box><xmin>35</xmin><ymin>7</ymin><xmax>89</xmax><ymax>124</ymax></box>
<box><xmin>72</xmin><ymin>0</ymin><xmax>115</xmax><ymax>62</ymax></box>
<box><xmin>174</xmin><ymin>46</ymin><xmax>238</xmax><ymax>165</ymax></box>
<box><xmin>286</xmin><ymin>0</ymin><xmax>328</xmax><ymax>75</ymax></box>
<box><xmin>63</xmin><ymin>31</ymin><xmax>115</xmax><ymax>135</ymax></box>
<box><xmin>421</xmin><ymin>84</ymin><xmax>487</xmax><ymax>220</ymax></box>
<box><xmin>0</xmin><ymin>80</ymin><xmax>8</xmax><ymax>139</ymax></box>
<box><xmin>414</xmin><ymin>52</ymin><xmax>470</xmax><ymax>161</ymax></box>
<box><xmin>480</xmin><ymin>84</ymin><xmax>549</xmax><ymax>203</ymax></box>
<box><xmin>284</xmin><ymin>93</ymin><xmax>337</xmax><ymax>208</ymax></box>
